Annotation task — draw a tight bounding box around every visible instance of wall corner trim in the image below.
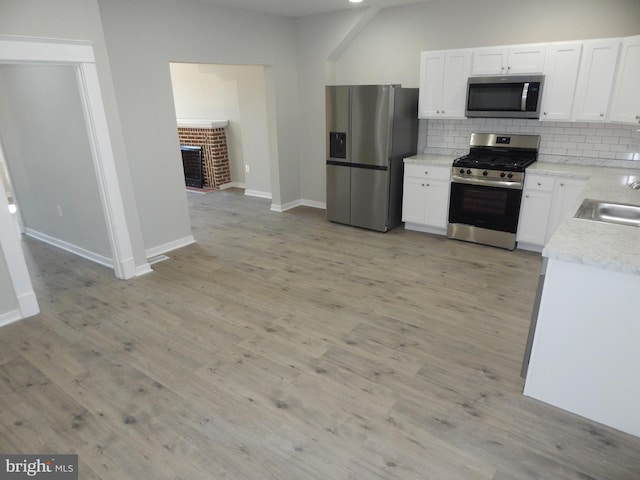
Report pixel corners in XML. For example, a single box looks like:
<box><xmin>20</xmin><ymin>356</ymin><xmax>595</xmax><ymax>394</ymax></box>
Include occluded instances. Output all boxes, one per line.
<box><xmin>327</xmin><ymin>7</ymin><xmax>381</xmax><ymax>62</ymax></box>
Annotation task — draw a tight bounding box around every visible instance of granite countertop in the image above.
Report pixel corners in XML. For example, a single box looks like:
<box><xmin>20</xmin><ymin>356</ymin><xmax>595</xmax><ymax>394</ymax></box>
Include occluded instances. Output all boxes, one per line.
<box><xmin>532</xmin><ymin>162</ymin><xmax>640</xmax><ymax>275</ymax></box>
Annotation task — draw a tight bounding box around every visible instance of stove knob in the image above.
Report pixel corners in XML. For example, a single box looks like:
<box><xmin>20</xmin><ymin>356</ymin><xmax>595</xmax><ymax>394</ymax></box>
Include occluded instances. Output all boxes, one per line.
<box><xmin>459</xmin><ymin>168</ymin><xmax>465</xmax><ymax>174</ymax></box>
<box><xmin>507</xmin><ymin>173</ymin><xmax>514</xmax><ymax>179</ymax></box>
<box><xmin>466</xmin><ymin>169</ymin><xmax>472</xmax><ymax>175</ymax></box>
<box><xmin>482</xmin><ymin>170</ymin><xmax>488</xmax><ymax>176</ymax></box>
<box><xmin>500</xmin><ymin>172</ymin><xmax>506</xmax><ymax>178</ymax></box>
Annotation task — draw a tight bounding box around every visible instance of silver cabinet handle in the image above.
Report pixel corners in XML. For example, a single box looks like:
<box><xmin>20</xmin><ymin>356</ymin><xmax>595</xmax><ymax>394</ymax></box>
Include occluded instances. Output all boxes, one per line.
<box><xmin>600</xmin><ymin>113</ymin><xmax>605</xmax><ymax>117</ymax></box>
<box><xmin>561</xmin><ymin>183</ymin><xmax>565</xmax><ymax>187</ymax></box>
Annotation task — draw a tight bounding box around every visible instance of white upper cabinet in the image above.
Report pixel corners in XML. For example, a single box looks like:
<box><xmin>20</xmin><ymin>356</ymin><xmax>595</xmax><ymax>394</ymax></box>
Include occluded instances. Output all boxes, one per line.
<box><xmin>419</xmin><ymin>49</ymin><xmax>472</xmax><ymax>119</ymax></box>
<box><xmin>471</xmin><ymin>44</ymin><xmax>546</xmax><ymax>76</ymax></box>
<box><xmin>609</xmin><ymin>35</ymin><xmax>640</xmax><ymax>125</ymax></box>
<box><xmin>540</xmin><ymin>42</ymin><xmax>582</xmax><ymax>122</ymax></box>
<box><xmin>418</xmin><ymin>51</ymin><xmax>445</xmax><ymax>118</ymax></box>
<box><xmin>571</xmin><ymin>39</ymin><xmax>621</xmax><ymax>122</ymax></box>
<box><xmin>471</xmin><ymin>47</ymin><xmax>507</xmax><ymax>75</ymax></box>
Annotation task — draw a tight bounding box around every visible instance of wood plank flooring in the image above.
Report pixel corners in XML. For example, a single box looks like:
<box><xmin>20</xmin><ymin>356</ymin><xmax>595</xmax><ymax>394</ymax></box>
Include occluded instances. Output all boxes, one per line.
<box><xmin>2</xmin><ymin>187</ymin><xmax>640</xmax><ymax>479</ymax></box>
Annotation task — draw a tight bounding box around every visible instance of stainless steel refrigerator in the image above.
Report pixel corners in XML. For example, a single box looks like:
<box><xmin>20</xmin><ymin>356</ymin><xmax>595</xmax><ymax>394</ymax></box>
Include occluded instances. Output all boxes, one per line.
<box><xmin>326</xmin><ymin>85</ymin><xmax>418</xmax><ymax>232</ymax></box>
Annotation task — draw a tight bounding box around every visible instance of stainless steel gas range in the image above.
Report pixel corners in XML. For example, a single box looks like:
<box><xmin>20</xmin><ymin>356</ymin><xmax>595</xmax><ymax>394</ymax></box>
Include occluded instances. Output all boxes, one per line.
<box><xmin>447</xmin><ymin>133</ymin><xmax>540</xmax><ymax>250</ymax></box>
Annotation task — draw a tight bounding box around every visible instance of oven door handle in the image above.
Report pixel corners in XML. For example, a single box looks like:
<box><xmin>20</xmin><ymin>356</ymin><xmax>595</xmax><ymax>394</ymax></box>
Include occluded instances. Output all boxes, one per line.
<box><xmin>451</xmin><ymin>175</ymin><xmax>523</xmax><ymax>190</ymax></box>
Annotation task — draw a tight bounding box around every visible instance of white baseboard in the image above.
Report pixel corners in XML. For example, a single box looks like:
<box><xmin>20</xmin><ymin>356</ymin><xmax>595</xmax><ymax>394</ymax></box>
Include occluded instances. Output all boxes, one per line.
<box><xmin>25</xmin><ymin>228</ymin><xmax>113</xmax><ymax>268</ymax></box>
<box><xmin>271</xmin><ymin>200</ymin><xmax>298</xmax><ymax>212</ymax></box>
<box><xmin>135</xmin><ymin>263</ymin><xmax>154</xmax><ymax>277</ymax></box>
<box><xmin>145</xmin><ymin>235</ymin><xmax>196</xmax><ymax>259</ymax></box>
<box><xmin>17</xmin><ymin>291</ymin><xmax>39</xmax><ymax>318</ymax></box>
<box><xmin>245</xmin><ymin>189</ymin><xmax>272</xmax><ymax>200</ymax></box>
<box><xmin>271</xmin><ymin>198</ymin><xmax>326</xmax><ymax>212</ymax></box>
<box><xmin>404</xmin><ymin>223</ymin><xmax>447</xmax><ymax>236</ymax></box>
<box><xmin>300</xmin><ymin>199</ymin><xmax>326</xmax><ymax>210</ymax></box>
<box><xmin>0</xmin><ymin>308</ymin><xmax>23</xmax><ymax>328</ymax></box>
<box><xmin>517</xmin><ymin>241</ymin><xmax>543</xmax><ymax>253</ymax></box>
<box><xmin>220</xmin><ymin>182</ymin><xmax>244</xmax><ymax>190</ymax></box>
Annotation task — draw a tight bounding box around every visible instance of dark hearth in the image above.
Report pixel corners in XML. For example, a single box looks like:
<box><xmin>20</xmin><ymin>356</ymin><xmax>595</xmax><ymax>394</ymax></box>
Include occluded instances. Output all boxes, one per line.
<box><xmin>180</xmin><ymin>145</ymin><xmax>204</xmax><ymax>188</ymax></box>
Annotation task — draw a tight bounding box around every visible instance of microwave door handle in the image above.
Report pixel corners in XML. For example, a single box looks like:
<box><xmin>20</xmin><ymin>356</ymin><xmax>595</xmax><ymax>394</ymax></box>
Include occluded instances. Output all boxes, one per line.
<box><xmin>521</xmin><ymin>82</ymin><xmax>530</xmax><ymax>111</ymax></box>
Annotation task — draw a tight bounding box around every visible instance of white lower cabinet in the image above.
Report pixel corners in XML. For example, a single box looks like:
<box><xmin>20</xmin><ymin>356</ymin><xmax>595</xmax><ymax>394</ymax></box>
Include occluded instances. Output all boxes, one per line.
<box><xmin>517</xmin><ymin>174</ymin><xmax>555</xmax><ymax>247</ymax></box>
<box><xmin>402</xmin><ymin>164</ymin><xmax>450</xmax><ymax>233</ymax></box>
<box><xmin>517</xmin><ymin>173</ymin><xmax>588</xmax><ymax>250</ymax></box>
<box><xmin>546</xmin><ymin>177</ymin><xmax>588</xmax><ymax>240</ymax></box>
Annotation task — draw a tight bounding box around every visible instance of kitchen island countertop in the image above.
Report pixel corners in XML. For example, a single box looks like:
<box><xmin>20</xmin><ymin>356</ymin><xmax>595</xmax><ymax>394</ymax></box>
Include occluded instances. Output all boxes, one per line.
<box><xmin>530</xmin><ymin>162</ymin><xmax>640</xmax><ymax>276</ymax></box>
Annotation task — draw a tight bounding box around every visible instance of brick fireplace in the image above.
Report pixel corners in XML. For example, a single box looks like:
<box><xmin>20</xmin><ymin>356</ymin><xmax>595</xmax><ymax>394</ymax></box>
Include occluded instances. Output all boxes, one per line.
<box><xmin>177</xmin><ymin>120</ymin><xmax>231</xmax><ymax>189</ymax></box>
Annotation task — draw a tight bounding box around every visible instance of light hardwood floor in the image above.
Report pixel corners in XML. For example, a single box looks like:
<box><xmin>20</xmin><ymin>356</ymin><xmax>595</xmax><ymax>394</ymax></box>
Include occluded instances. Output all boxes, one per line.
<box><xmin>1</xmin><ymin>188</ymin><xmax>639</xmax><ymax>479</ymax></box>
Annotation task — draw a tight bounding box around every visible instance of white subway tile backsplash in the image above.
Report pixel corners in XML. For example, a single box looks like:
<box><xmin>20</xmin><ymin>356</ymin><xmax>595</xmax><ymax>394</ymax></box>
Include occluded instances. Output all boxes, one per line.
<box><xmin>421</xmin><ymin>118</ymin><xmax>640</xmax><ymax>169</ymax></box>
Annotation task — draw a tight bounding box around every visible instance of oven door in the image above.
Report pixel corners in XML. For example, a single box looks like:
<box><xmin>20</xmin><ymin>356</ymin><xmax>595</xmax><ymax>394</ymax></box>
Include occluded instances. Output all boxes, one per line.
<box><xmin>448</xmin><ymin>179</ymin><xmax>522</xmax><ymax>233</ymax></box>
<box><xmin>447</xmin><ymin>176</ymin><xmax>524</xmax><ymax>250</ymax></box>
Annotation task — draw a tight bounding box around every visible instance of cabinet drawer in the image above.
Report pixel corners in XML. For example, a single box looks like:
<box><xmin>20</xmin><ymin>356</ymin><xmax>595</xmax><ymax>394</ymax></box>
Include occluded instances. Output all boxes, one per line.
<box><xmin>525</xmin><ymin>174</ymin><xmax>555</xmax><ymax>192</ymax></box>
<box><xmin>404</xmin><ymin>164</ymin><xmax>451</xmax><ymax>181</ymax></box>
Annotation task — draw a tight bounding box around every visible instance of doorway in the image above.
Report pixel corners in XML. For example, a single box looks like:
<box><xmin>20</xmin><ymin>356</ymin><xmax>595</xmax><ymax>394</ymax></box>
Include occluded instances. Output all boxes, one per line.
<box><xmin>169</xmin><ymin>63</ymin><xmax>273</xmax><ymax>200</ymax></box>
<box><xmin>0</xmin><ymin>36</ymin><xmax>147</xmax><ymax>325</ymax></box>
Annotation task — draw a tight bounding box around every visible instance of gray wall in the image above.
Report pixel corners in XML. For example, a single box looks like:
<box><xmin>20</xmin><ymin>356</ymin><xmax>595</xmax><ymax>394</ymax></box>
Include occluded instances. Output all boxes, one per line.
<box><xmin>97</xmin><ymin>0</ymin><xmax>300</xmax><ymax>212</ymax></box>
<box><xmin>0</xmin><ymin>65</ymin><xmax>111</xmax><ymax>258</ymax></box>
<box><xmin>0</xmin><ymin>0</ymin><xmax>148</xmax><ymax>264</ymax></box>
<box><xmin>295</xmin><ymin>8</ymin><xmax>378</xmax><ymax>205</ymax></box>
<box><xmin>335</xmin><ymin>0</ymin><xmax>640</xmax><ymax>87</ymax></box>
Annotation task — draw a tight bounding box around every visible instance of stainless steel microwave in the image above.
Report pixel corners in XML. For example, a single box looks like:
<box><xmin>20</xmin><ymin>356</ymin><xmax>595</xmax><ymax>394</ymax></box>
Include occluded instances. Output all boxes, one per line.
<box><xmin>465</xmin><ymin>75</ymin><xmax>544</xmax><ymax>119</ymax></box>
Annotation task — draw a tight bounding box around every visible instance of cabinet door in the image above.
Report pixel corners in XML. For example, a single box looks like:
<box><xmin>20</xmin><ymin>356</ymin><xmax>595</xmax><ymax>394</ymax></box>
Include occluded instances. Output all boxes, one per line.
<box><xmin>441</xmin><ymin>49</ymin><xmax>472</xmax><ymax>118</ymax></box>
<box><xmin>517</xmin><ymin>190</ymin><xmax>553</xmax><ymax>246</ymax></box>
<box><xmin>472</xmin><ymin>44</ymin><xmax>546</xmax><ymax>75</ymax></box>
<box><xmin>572</xmin><ymin>39</ymin><xmax>621</xmax><ymax>122</ymax></box>
<box><xmin>402</xmin><ymin>177</ymin><xmax>427</xmax><ymax>224</ymax></box>
<box><xmin>541</xmin><ymin>43</ymin><xmax>582</xmax><ymax>122</ymax></box>
<box><xmin>507</xmin><ymin>44</ymin><xmax>547</xmax><ymax>74</ymax></box>
<box><xmin>418</xmin><ymin>51</ymin><xmax>445</xmax><ymax>118</ymax></box>
<box><xmin>424</xmin><ymin>180</ymin><xmax>450</xmax><ymax>228</ymax></box>
<box><xmin>609</xmin><ymin>35</ymin><xmax>640</xmax><ymax>125</ymax></box>
<box><xmin>471</xmin><ymin>47</ymin><xmax>508</xmax><ymax>75</ymax></box>
<box><xmin>546</xmin><ymin>177</ymin><xmax>587</xmax><ymax>242</ymax></box>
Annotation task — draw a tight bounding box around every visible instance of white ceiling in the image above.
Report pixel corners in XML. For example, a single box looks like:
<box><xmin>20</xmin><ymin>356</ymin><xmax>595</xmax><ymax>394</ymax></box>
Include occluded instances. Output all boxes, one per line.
<box><xmin>198</xmin><ymin>0</ymin><xmax>432</xmax><ymax>18</ymax></box>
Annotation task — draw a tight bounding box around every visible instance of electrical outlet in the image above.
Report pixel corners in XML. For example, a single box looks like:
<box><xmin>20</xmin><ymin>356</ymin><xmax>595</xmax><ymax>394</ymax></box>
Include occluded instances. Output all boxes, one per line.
<box><xmin>245</xmin><ymin>165</ymin><xmax>251</xmax><ymax>173</ymax></box>
<box><xmin>57</xmin><ymin>205</ymin><xmax>63</xmax><ymax>217</ymax></box>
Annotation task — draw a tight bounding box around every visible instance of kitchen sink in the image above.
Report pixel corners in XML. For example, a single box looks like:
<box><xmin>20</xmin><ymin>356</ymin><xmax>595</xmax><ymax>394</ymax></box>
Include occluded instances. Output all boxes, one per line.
<box><xmin>574</xmin><ymin>199</ymin><xmax>640</xmax><ymax>227</ymax></box>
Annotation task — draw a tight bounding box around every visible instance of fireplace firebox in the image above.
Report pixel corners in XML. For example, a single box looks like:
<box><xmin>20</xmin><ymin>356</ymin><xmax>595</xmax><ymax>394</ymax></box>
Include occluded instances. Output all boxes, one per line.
<box><xmin>180</xmin><ymin>145</ymin><xmax>204</xmax><ymax>188</ymax></box>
